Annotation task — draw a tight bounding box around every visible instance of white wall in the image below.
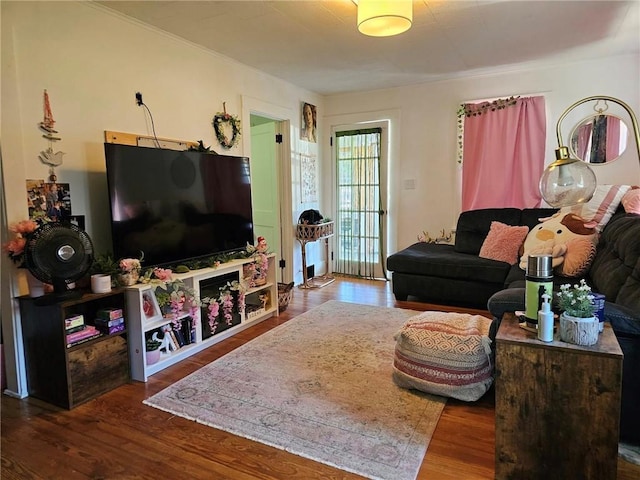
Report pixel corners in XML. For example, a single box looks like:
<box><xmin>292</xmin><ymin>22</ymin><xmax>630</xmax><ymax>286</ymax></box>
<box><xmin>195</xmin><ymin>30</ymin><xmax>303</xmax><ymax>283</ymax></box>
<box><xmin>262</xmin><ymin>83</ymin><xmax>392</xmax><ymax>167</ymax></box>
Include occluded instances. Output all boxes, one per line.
<box><xmin>2</xmin><ymin>0</ymin><xmax>639</xmax><ymax>397</ymax></box>
<box><xmin>1</xmin><ymin>1</ymin><xmax>322</xmax><ymax>396</ymax></box>
<box><xmin>322</xmin><ymin>53</ymin><xmax>640</xmax><ymax>254</ymax></box>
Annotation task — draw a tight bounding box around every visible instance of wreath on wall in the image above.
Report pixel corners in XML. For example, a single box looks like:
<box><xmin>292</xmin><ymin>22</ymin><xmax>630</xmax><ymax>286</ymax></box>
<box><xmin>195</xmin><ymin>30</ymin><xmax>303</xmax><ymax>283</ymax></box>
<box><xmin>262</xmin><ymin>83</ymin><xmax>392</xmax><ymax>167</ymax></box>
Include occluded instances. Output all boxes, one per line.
<box><xmin>213</xmin><ymin>106</ymin><xmax>241</xmax><ymax>149</ymax></box>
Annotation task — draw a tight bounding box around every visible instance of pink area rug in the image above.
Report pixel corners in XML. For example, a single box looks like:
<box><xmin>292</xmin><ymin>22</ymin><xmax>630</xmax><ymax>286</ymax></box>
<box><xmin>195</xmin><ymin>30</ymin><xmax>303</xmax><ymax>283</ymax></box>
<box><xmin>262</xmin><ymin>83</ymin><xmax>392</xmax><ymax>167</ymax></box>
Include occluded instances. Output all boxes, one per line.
<box><xmin>144</xmin><ymin>300</ymin><xmax>446</xmax><ymax>480</ymax></box>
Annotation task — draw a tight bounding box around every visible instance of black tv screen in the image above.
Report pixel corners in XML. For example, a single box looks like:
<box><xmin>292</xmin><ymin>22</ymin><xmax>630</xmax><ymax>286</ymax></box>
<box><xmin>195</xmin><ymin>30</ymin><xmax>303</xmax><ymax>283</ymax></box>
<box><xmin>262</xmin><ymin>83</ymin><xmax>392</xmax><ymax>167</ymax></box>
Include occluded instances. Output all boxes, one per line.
<box><xmin>104</xmin><ymin>143</ymin><xmax>254</xmax><ymax>267</ymax></box>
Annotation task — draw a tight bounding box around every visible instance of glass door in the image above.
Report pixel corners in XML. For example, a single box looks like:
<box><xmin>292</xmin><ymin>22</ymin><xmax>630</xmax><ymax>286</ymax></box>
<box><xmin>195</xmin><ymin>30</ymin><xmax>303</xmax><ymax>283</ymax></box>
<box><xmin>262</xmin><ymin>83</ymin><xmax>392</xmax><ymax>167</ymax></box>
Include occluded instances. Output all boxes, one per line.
<box><xmin>334</xmin><ymin>128</ymin><xmax>387</xmax><ymax>279</ymax></box>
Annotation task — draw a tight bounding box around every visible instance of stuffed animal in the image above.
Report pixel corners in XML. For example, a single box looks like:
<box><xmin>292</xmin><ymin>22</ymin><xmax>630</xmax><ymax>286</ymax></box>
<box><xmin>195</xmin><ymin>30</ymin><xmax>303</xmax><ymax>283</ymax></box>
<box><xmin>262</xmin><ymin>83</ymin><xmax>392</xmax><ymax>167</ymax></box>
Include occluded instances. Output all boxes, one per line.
<box><xmin>519</xmin><ymin>212</ymin><xmax>598</xmax><ymax>277</ymax></box>
<box><xmin>519</xmin><ymin>239</ymin><xmax>567</xmax><ymax>269</ymax></box>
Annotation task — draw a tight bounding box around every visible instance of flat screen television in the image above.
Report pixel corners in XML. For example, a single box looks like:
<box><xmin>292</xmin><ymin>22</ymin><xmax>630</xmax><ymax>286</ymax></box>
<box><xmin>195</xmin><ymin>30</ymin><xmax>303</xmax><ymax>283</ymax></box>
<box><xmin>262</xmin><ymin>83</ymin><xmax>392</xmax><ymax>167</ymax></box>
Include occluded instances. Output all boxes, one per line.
<box><xmin>104</xmin><ymin>143</ymin><xmax>254</xmax><ymax>267</ymax></box>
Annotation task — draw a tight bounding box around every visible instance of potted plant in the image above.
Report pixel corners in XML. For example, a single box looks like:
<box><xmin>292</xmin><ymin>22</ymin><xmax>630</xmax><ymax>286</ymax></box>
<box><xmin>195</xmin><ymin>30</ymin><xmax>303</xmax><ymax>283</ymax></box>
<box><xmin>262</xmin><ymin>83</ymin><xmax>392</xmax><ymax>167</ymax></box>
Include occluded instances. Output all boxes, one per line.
<box><xmin>556</xmin><ymin>279</ymin><xmax>599</xmax><ymax>346</ymax></box>
<box><xmin>117</xmin><ymin>252</ymin><xmax>144</xmax><ymax>286</ymax></box>
<box><xmin>145</xmin><ymin>336</ymin><xmax>162</xmax><ymax>365</ymax></box>
<box><xmin>90</xmin><ymin>252</ymin><xmax>119</xmax><ymax>292</ymax></box>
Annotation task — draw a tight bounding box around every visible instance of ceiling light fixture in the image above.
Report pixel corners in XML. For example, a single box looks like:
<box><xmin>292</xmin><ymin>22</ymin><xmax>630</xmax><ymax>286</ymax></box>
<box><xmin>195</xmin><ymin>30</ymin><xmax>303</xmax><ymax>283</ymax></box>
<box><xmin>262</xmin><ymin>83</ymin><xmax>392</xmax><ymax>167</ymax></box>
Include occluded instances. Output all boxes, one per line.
<box><xmin>356</xmin><ymin>0</ymin><xmax>413</xmax><ymax>37</ymax></box>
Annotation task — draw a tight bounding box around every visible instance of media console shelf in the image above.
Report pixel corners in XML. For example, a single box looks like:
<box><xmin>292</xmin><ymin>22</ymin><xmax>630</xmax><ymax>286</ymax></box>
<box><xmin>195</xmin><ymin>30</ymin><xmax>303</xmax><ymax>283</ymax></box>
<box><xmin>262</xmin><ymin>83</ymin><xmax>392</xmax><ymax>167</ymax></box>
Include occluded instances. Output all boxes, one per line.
<box><xmin>125</xmin><ymin>254</ymin><xmax>277</xmax><ymax>382</ymax></box>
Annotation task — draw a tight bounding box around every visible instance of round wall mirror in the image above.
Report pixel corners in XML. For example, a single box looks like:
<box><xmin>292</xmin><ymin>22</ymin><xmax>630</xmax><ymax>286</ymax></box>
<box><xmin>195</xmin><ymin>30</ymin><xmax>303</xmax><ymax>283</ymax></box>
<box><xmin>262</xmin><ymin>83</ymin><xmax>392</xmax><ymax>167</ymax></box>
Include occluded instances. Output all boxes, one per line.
<box><xmin>569</xmin><ymin>114</ymin><xmax>629</xmax><ymax>164</ymax></box>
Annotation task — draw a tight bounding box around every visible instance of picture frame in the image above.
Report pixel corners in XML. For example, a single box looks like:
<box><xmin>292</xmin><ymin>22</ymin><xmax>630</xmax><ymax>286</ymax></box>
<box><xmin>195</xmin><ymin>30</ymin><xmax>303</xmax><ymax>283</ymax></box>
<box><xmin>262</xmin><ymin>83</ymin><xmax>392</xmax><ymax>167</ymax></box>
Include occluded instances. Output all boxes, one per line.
<box><xmin>300</xmin><ymin>102</ymin><xmax>317</xmax><ymax>143</ymax></box>
<box><xmin>142</xmin><ymin>290</ymin><xmax>161</xmax><ymax>320</ymax></box>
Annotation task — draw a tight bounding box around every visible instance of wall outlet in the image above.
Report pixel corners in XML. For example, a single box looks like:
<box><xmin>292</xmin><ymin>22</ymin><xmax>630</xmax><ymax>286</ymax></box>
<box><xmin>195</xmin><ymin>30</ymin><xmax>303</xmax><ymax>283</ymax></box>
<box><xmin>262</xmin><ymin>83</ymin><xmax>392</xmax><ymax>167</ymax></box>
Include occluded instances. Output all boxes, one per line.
<box><xmin>135</xmin><ymin>92</ymin><xmax>143</xmax><ymax>106</ymax></box>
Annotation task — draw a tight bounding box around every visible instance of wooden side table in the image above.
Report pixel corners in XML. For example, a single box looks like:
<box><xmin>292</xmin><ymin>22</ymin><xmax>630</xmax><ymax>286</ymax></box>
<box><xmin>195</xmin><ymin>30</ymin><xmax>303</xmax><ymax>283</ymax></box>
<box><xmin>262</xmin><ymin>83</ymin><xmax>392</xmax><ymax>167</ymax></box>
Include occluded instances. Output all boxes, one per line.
<box><xmin>495</xmin><ymin>312</ymin><xmax>623</xmax><ymax>480</ymax></box>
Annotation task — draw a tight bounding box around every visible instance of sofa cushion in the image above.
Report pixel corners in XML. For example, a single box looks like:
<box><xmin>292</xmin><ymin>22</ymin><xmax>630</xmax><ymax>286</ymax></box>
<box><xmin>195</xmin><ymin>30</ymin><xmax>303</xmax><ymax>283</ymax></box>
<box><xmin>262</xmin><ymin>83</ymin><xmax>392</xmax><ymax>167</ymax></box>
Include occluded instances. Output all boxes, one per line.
<box><xmin>605</xmin><ymin>302</ymin><xmax>640</xmax><ymax>337</ymax></box>
<box><xmin>454</xmin><ymin>208</ymin><xmax>522</xmax><ymax>255</ymax></box>
<box><xmin>589</xmin><ymin>213</ymin><xmax>640</xmax><ymax>310</ymax></box>
<box><xmin>621</xmin><ymin>187</ymin><xmax>640</xmax><ymax>214</ymax></box>
<box><xmin>479</xmin><ymin>221</ymin><xmax>529</xmax><ymax>265</ymax></box>
<box><xmin>387</xmin><ymin>242</ymin><xmax>511</xmax><ymax>283</ymax></box>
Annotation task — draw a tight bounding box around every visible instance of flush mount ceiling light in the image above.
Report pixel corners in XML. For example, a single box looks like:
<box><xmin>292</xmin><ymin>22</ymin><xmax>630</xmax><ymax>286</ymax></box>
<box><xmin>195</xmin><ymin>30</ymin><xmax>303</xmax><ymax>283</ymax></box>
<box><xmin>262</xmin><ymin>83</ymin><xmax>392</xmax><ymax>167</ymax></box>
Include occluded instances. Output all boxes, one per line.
<box><xmin>356</xmin><ymin>0</ymin><xmax>413</xmax><ymax>37</ymax></box>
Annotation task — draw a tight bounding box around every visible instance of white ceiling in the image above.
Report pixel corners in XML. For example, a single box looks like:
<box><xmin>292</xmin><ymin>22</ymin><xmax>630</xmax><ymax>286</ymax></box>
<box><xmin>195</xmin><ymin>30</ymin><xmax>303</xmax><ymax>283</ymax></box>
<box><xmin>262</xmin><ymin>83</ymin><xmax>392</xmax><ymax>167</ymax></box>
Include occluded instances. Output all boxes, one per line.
<box><xmin>96</xmin><ymin>0</ymin><xmax>640</xmax><ymax>95</ymax></box>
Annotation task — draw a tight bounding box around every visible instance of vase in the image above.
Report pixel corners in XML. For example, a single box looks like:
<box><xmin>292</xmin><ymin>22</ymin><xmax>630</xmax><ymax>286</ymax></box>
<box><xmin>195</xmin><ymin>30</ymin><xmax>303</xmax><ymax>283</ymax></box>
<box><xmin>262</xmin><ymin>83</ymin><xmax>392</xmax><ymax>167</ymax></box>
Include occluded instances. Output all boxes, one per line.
<box><xmin>118</xmin><ymin>271</ymin><xmax>139</xmax><ymax>286</ymax></box>
<box><xmin>146</xmin><ymin>349</ymin><xmax>161</xmax><ymax>366</ymax></box>
<box><xmin>559</xmin><ymin>313</ymin><xmax>599</xmax><ymax>346</ymax></box>
<box><xmin>91</xmin><ymin>274</ymin><xmax>112</xmax><ymax>294</ymax></box>
<box><xmin>26</xmin><ymin>271</ymin><xmax>45</xmax><ymax>298</ymax></box>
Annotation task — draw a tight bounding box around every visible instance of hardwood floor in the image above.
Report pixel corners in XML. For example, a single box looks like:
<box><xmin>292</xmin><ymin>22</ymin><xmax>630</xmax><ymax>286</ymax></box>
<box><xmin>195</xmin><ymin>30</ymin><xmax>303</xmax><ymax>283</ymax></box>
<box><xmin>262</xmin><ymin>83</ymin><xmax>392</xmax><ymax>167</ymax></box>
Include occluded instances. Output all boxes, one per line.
<box><xmin>2</xmin><ymin>277</ymin><xmax>638</xmax><ymax>479</ymax></box>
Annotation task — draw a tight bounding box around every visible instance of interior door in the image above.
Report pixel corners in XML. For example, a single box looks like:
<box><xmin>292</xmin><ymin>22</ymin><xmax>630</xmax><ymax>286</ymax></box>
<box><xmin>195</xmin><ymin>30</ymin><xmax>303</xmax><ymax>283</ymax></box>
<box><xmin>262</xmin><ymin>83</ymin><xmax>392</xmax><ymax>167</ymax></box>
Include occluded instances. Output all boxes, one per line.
<box><xmin>250</xmin><ymin>120</ymin><xmax>281</xmax><ymax>282</ymax></box>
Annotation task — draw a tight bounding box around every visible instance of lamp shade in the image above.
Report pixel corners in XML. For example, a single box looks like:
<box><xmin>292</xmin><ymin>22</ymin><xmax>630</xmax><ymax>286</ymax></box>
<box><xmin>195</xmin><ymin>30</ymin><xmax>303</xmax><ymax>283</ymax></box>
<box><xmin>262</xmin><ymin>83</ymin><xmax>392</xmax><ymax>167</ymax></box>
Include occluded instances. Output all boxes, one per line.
<box><xmin>539</xmin><ymin>148</ymin><xmax>597</xmax><ymax>207</ymax></box>
<box><xmin>357</xmin><ymin>0</ymin><xmax>412</xmax><ymax>37</ymax></box>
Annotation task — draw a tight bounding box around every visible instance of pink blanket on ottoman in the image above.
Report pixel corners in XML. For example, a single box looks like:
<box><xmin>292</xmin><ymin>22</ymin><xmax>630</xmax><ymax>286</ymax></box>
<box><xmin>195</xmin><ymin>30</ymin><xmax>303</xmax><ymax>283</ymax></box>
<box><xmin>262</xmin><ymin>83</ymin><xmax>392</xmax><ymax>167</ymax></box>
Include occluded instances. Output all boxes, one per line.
<box><xmin>393</xmin><ymin>311</ymin><xmax>493</xmax><ymax>402</ymax></box>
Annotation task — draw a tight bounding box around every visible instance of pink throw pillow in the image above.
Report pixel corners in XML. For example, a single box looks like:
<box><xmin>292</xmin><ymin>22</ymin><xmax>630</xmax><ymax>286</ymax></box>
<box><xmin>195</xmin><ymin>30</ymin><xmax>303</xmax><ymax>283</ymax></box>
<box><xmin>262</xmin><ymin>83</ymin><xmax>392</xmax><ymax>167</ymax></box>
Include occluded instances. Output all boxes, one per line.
<box><xmin>561</xmin><ymin>184</ymin><xmax>630</xmax><ymax>232</ymax></box>
<box><xmin>479</xmin><ymin>221</ymin><xmax>529</xmax><ymax>265</ymax></box>
<box><xmin>621</xmin><ymin>187</ymin><xmax>640</xmax><ymax>214</ymax></box>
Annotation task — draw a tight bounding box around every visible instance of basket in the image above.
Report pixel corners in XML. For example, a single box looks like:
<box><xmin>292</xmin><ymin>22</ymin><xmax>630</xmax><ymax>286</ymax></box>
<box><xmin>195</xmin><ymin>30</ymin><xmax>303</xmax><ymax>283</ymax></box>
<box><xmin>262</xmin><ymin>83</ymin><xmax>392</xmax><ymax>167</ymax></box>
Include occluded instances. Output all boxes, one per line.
<box><xmin>278</xmin><ymin>282</ymin><xmax>294</xmax><ymax>311</ymax></box>
<box><xmin>295</xmin><ymin>221</ymin><xmax>334</xmax><ymax>241</ymax></box>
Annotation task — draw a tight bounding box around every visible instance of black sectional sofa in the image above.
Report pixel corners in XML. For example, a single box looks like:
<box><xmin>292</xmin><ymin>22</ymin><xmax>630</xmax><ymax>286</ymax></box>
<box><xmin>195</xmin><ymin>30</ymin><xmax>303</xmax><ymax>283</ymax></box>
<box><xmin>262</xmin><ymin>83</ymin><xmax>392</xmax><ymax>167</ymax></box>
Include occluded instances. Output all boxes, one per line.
<box><xmin>386</xmin><ymin>207</ymin><xmax>557</xmax><ymax>308</ymax></box>
<box><xmin>387</xmin><ymin>205</ymin><xmax>640</xmax><ymax>444</ymax></box>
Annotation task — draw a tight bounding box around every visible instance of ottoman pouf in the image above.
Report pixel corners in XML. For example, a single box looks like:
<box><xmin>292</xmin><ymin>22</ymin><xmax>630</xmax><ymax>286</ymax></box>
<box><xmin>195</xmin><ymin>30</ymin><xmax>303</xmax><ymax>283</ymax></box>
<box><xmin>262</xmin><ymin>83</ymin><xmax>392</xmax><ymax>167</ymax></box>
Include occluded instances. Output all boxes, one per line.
<box><xmin>392</xmin><ymin>311</ymin><xmax>493</xmax><ymax>401</ymax></box>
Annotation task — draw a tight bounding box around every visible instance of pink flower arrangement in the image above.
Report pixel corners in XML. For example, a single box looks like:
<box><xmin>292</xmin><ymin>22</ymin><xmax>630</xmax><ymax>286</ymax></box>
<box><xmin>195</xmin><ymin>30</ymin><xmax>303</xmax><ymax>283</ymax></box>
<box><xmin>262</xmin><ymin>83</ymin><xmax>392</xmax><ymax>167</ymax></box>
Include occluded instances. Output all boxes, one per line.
<box><xmin>152</xmin><ymin>267</ymin><xmax>173</xmax><ymax>282</ymax></box>
<box><xmin>207</xmin><ymin>301</ymin><xmax>220</xmax><ymax>332</ymax></box>
<box><xmin>203</xmin><ymin>280</ymin><xmax>245</xmax><ymax>334</ymax></box>
<box><xmin>221</xmin><ymin>292</ymin><xmax>234</xmax><ymax>325</ymax></box>
<box><xmin>119</xmin><ymin>257</ymin><xmax>142</xmax><ymax>274</ymax></box>
<box><xmin>3</xmin><ymin>219</ymin><xmax>40</xmax><ymax>267</ymax></box>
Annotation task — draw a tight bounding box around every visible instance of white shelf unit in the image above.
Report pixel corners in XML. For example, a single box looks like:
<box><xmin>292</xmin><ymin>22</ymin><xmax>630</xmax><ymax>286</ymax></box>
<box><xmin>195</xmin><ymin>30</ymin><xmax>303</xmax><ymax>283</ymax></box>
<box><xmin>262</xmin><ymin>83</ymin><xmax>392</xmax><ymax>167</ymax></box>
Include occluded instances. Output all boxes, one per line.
<box><xmin>125</xmin><ymin>254</ymin><xmax>277</xmax><ymax>382</ymax></box>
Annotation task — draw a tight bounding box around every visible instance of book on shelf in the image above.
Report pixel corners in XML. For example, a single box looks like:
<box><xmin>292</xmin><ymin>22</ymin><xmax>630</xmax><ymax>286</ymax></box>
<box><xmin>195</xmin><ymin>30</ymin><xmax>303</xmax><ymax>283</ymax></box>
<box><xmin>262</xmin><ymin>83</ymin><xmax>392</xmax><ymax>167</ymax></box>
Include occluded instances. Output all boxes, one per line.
<box><xmin>95</xmin><ymin>322</ymin><xmax>125</xmax><ymax>335</ymax></box>
<box><xmin>173</xmin><ymin>327</ymin><xmax>186</xmax><ymax>347</ymax></box>
<box><xmin>65</xmin><ymin>314</ymin><xmax>85</xmax><ymax>331</ymax></box>
<box><xmin>66</xmin><ymin>325</ymin><xmax>101</xmax><ymax>347</ymax></box>
<box><xmin>94</xmin><ymin>316</ymin><xmax>124</xmax><ymax>328</ymax></box>
<box><xmin>169</xmin><ymin>329</ymin><xmax>181</xmax><ymax>349</ymax></box>
<box><xmin>181</xmin><ymin>317</ymin><xmax>194</xmax><ymax>345</ymax></box>
<box><xmin>97</xmin><ymin>308</ymin><xmax>123</xmax><ymax>321</ymax></box>
<box><xmin>66</xmin><ymin>324</ymin><xmax>86</xmax><ymax>334</ymax></box>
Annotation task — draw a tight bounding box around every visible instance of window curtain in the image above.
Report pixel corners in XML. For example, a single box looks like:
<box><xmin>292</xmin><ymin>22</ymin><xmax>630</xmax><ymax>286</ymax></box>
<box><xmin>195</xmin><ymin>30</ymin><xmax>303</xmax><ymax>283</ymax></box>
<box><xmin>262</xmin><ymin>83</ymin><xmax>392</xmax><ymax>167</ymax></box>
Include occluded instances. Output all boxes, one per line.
<box><xmin>606</xmin><ymin>116</ymin><xmax>621</xmax><ymax>161</ymax></box>
<box><xmin>461</xmin><ymin>96</ymin><xmax>546</xmax><ymax>211</ymax></box>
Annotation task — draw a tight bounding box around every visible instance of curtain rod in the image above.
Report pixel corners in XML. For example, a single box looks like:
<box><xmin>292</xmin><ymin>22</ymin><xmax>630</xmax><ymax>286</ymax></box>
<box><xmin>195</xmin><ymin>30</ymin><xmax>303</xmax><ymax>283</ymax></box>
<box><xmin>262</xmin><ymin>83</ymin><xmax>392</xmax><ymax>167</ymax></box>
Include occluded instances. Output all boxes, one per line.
<box><xmin>462</xmin><ymin>90</ymin><xmax>552</xmax><ymax>104</ymax></box>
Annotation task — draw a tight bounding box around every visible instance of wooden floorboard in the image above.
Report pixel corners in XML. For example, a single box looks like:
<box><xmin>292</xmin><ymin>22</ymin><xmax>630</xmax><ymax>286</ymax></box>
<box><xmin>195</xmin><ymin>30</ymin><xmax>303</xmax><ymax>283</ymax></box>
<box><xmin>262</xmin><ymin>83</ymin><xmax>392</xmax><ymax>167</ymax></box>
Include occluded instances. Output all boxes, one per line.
<box><xmin>2</xmin><ymin>276</ymin><xmax>638</xmax><ymax>479</ymax></box>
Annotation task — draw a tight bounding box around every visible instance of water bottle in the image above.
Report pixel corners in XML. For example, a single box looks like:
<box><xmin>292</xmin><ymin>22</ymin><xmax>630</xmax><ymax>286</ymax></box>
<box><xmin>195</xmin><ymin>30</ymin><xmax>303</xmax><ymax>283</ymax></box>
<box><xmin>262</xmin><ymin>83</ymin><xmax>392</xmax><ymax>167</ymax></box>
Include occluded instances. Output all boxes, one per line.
<box><xmin>525</xmin><ymin>254</ymin><xmax>553</xmax><ymax>328</ymax></box>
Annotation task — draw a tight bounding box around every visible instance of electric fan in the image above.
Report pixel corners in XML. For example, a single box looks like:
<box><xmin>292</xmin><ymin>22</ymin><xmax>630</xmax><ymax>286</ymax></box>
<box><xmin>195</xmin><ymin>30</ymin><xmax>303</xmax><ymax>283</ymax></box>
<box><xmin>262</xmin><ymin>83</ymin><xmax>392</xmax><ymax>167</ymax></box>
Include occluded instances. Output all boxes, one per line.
<box><xmin>24</xmin><ymin>222</ymin><xmax>94</xmax><ymax>305</ymax></box>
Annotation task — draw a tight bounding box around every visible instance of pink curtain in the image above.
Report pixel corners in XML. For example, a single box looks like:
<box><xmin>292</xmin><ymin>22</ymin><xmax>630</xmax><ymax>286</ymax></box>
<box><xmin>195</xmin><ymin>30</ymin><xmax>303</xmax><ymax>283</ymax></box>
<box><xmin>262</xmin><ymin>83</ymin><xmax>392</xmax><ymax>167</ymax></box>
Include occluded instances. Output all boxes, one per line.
<box><xmin>606</xmin><ymin>116</ymin><xmax>621</xmax><ymax>161</ymax></box>
<box><xmin>577</xmin><ymin>123</ymin><xmax>593</xmax><ymax>160</ymax></box>
<box><xmin>461</xmin><ymin>96</ymin><xmax>546</xmax><ymax>211</ymax></box>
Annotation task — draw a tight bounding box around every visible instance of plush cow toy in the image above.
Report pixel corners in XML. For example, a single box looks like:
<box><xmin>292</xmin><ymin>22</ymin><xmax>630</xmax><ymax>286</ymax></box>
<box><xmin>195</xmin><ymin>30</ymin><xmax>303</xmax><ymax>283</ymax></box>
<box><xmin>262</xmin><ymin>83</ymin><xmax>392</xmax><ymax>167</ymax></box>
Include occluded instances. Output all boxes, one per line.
<box><xmin>519</xmin><ymin>212</ymin><xmax>598</xmax><ymax>277</ymax></box>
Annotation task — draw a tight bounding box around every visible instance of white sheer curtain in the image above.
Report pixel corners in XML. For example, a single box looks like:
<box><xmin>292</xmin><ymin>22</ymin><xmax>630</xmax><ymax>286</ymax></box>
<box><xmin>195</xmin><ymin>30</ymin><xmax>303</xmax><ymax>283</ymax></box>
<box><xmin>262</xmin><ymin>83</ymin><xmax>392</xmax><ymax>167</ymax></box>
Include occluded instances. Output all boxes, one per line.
<box><xmin>335</xmin><ymin>128</ymin><xmax>385</xmax><ymax>279</ymax></box>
